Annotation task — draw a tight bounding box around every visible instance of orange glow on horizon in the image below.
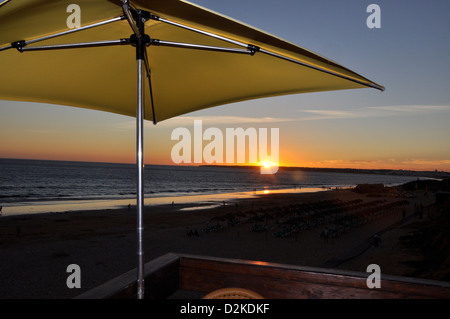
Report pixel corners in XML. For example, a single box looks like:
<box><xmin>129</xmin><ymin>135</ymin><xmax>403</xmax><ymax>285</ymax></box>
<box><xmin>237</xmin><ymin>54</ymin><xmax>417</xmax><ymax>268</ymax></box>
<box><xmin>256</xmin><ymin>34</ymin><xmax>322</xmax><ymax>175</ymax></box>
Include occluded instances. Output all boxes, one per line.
<box><xmin>2</xmin><ymin>152</ymin><xmax>449</xmax><ymax>172</ymax></box>
<box><xmin>1</xmin><ymin>125</ymin><xmax>449</xmax><ymax>172</ymax></box>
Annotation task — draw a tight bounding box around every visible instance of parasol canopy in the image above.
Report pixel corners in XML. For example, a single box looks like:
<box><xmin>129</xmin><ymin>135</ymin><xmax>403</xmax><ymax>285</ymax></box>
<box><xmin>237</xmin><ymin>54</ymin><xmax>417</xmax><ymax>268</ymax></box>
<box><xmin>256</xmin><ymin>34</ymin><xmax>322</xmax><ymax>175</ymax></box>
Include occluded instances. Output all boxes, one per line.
<box><xmin>0</xmin><ymin>0</ymin><xmax>383</xmax><ymax>124</ymax></box>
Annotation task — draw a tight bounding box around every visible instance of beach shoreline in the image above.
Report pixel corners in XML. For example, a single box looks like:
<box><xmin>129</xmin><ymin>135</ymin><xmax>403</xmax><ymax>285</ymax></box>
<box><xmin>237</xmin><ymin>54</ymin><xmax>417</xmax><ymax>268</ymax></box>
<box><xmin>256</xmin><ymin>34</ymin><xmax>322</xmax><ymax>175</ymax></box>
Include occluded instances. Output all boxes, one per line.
<box><xmin>0</xmin><ymin>186</ymin><xmax>330</xmax><ymax>217</ymax></box>
<box><xmin>0</xmin><ymin>187</ymin><xmax>446</xmax><ymax>299</ymax></box>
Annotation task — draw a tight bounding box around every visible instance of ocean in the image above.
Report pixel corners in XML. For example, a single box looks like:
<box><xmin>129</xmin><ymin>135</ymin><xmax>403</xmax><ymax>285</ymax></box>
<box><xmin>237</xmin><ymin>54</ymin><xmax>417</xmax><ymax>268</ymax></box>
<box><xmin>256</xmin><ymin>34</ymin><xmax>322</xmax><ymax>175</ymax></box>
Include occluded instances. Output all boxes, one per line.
<box><xmin>0</xmin><ymin>158</ymin><xmax>423</xmax><ymax>215</ymax></box>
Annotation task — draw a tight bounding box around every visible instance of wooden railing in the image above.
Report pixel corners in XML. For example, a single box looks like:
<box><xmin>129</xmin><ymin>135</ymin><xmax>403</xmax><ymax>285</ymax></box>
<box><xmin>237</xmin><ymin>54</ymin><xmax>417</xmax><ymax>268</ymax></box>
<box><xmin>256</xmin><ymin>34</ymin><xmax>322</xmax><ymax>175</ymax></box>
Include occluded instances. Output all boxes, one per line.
<box><xmin>76</xmin><ymin>253</ymin><xmax>450</xmax><ymax>299</ymax></box>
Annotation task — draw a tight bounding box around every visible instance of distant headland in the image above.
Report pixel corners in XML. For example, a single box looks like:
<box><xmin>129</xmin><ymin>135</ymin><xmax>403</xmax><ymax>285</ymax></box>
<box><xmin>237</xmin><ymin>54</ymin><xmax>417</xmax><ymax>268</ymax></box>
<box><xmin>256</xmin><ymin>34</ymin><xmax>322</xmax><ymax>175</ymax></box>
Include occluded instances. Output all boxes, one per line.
<box><xmin>200</xmin><ymin>165</ymin><xmax>450</xmax><ymax>180</ymax></box>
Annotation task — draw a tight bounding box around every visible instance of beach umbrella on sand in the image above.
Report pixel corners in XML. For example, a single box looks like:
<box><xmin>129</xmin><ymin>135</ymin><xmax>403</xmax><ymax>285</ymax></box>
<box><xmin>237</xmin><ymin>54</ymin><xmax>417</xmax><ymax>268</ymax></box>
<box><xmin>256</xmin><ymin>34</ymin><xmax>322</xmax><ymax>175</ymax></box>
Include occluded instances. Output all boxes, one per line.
<box><xmin>0</xmin><ymin>0</ymin><xmax>384</xmax><ymax>299</ymax></box>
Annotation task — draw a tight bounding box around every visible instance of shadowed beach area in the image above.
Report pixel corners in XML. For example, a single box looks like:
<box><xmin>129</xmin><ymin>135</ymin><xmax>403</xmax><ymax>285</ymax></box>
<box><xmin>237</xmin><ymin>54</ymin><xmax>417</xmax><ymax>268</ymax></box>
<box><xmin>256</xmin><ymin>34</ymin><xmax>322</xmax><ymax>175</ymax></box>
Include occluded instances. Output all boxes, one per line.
<box><xmin>0</xmin><ymin>186</ymin><xmax>448</xmax><ymax>299</ymax></box>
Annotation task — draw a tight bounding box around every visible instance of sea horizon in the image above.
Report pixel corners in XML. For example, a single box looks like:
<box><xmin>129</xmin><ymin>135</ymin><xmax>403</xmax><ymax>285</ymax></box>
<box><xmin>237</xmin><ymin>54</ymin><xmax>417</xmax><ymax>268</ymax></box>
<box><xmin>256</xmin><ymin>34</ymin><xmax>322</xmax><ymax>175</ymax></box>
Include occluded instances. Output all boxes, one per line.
<box><xmin>0</xmin><ymin>157</ymin><xmax>440</xmax><ymax>217</ymax></box>
<box><xmin>1</xmin><ymin>156</ymin><xmax>449</xmax><ymax>177</ymax></box>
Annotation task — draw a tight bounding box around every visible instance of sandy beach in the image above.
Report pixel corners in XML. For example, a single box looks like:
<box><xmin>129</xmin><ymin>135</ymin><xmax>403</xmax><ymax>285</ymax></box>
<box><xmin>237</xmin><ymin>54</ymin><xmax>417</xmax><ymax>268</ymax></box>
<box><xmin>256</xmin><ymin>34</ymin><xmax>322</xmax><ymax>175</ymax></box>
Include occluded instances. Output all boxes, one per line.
<box><xmin>0</xmin><ymin>187</ymin><xmax>446</xmax><ymax>299</ymax></box>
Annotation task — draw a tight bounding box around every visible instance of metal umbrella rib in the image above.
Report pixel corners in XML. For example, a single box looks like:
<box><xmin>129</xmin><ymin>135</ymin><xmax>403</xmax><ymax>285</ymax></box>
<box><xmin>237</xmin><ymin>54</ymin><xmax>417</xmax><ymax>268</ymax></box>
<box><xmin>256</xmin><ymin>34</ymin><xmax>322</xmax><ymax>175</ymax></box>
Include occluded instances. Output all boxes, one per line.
<box><xmin>151</xmin><ymin>14</ymin><xmax>385</xmax><ymax>92</ymax></box>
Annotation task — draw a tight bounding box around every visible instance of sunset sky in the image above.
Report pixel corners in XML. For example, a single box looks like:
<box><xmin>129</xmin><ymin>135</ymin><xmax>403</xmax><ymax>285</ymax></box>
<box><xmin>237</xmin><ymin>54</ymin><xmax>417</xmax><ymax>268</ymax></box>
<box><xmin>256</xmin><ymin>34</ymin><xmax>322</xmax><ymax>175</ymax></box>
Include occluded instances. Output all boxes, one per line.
<box><xmin>1</xmin><ymin>0</ymin><xmax>449</xmax><ymax>171</ymax></box>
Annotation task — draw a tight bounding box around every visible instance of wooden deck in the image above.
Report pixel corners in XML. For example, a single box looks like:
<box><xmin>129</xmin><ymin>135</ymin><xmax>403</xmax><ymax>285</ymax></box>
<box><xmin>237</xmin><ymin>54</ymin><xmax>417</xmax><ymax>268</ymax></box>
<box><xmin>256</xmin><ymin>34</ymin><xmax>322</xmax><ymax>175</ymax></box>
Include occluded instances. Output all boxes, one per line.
<box><xmin>75</xmin><ymin>253</ymin><xmax>450</xmax><ymax>299</ymax></box>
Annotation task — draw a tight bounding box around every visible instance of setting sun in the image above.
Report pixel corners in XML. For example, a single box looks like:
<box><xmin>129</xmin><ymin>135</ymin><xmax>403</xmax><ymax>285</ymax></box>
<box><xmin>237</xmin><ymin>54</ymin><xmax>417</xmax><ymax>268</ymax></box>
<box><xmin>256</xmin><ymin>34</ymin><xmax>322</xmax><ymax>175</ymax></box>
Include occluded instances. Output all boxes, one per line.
<box><xmin>262</xmin><ymin>161</ymin><xmax>272</xmax><ymax>168</ymax></box>
<box><xmin>259</xmin><ymin>160</ymin><xmax>280</xmax><ymax>174</ymax></box>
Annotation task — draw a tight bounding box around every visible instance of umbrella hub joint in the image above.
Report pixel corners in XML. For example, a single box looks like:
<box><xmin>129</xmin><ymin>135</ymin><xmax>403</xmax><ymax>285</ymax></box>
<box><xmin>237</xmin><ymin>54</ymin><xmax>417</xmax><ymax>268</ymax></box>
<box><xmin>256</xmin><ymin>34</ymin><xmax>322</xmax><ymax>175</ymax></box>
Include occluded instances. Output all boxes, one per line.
<box><xmin>130</xmin><ymin>9</ymin><xmax>151</xmax><ymax>24</ymax></box>
<box><xmin>130</xmin><ymin>34</ymin><xmax>151</xmax><ymax>47</ymax></box>
<box><xmin>247</xmin><ymin>44</ymin><xmax>260</xmax><ymax>56</ymax></box>
<box><xmin>130</xmin><ymin>32</ymin><xmax>150</xmax><ymax>60</ymax></box>
<box><xmin>128</xmin><ymin>9</ymin><xmax>152</xmax><ymax>60</ymax></box>
<box><xmin>11</xmin><ymin>40</ymin><xmax>26</xmax><ymax>53</ymax></box>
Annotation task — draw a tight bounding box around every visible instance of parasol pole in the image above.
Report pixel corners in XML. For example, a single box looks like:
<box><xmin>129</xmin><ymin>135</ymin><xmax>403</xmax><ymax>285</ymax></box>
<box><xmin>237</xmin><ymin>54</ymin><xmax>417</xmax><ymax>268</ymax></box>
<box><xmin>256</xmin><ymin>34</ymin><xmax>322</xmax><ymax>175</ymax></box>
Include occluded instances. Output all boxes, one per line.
<box><xmin>123</xmin><ymin>0</ymin><xmax>150</xmax><ymax>299</ymax></box>
<box><xmin>135</xmin><ymin>16</ymin><xmax>148</xmax><ymax>302</ymax></box>
<box><xmin>136</xmin><ymin>57</ymin><xmax>145</xmax><ymax>300</ymax></box>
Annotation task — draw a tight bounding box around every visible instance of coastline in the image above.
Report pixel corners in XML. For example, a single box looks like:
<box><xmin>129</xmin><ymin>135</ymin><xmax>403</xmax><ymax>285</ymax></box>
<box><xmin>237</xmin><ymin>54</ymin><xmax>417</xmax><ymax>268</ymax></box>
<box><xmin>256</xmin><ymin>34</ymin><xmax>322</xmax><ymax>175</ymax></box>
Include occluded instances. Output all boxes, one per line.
<box><xmin>1</xmin><ymin>158</ymin><xmax>436</xmax><ymax>219</ymax></box>
<box><xmin>0</xmin><ymin>186</ymin><xmax>329</xmax><ymax>217</ymax></box>
<box><xmin>0</xmin><ymin>187</ymin><xmax>445</xmax><ymax>299</ymax></box>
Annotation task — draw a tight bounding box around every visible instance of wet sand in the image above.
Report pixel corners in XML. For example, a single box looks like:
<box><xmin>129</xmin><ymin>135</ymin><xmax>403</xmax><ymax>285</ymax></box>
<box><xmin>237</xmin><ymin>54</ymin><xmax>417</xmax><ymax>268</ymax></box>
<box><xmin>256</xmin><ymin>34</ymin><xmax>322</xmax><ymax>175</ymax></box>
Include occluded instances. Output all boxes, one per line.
<box><xmin>0</xmin><ymin>188</ymin><xmax>440</xmax><ymax>299</ymax></box>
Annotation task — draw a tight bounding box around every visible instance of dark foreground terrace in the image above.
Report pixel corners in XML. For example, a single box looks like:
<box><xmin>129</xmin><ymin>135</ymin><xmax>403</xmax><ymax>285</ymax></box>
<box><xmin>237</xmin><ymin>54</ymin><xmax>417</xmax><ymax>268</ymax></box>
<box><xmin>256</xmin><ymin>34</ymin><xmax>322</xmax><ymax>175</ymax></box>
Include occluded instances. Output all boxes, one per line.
<box><xmin>75</xmin><ymin>253</ymin><xmax>450</xmax><ymax>299</ymax></box>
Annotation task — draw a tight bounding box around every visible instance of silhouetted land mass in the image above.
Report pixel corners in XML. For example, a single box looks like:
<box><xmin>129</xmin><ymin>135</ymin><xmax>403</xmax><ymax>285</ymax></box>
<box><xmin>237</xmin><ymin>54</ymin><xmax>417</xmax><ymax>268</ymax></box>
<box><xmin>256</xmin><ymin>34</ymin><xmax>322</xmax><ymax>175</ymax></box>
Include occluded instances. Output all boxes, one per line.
<box><xmin>401</xmin><ymin>178</ymin><xmax>450</xmax><ymax>192</ymax></box>
<box><xmin>201</xmin><ymin>165</ymin><xmax>450</xmax><ymax>180</ymax></box>
<box><xmin>400</xmin><ymin>178</ymin><xmax>450</xmax><ymax>282</ymax></box>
